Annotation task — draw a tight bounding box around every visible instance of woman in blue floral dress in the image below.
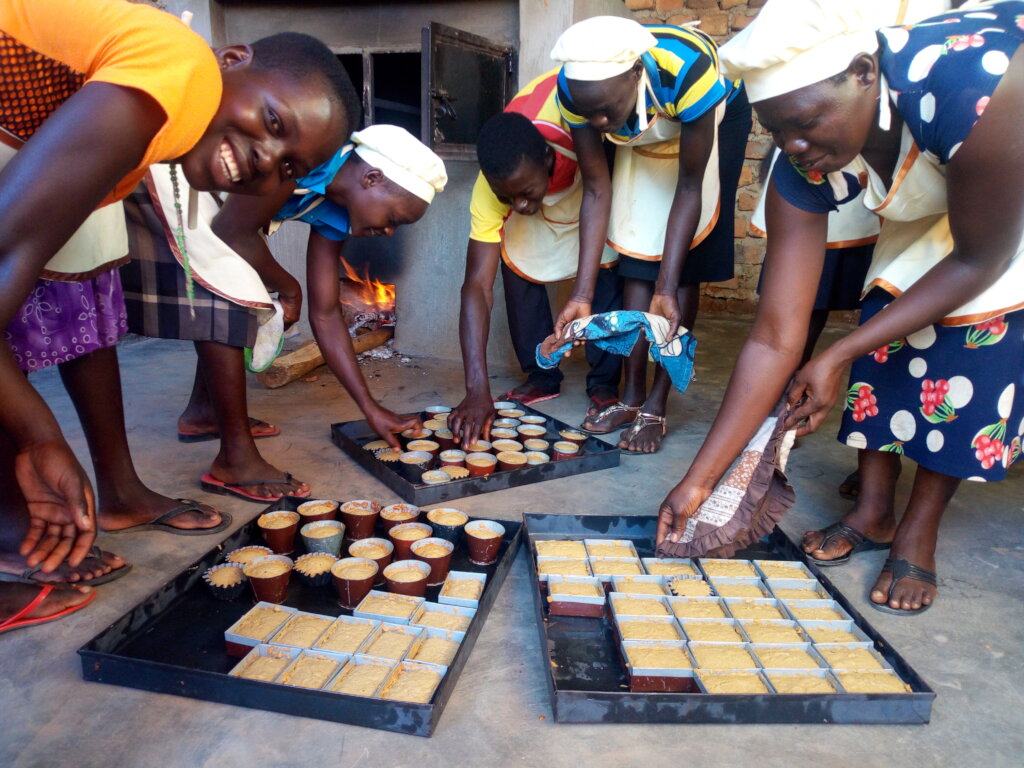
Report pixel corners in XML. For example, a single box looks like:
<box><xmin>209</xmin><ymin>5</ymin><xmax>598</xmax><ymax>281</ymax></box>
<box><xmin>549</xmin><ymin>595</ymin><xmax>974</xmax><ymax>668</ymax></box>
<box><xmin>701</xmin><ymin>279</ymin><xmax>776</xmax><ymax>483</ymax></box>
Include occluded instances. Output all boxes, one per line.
<box><xmin>657</xmin><ymin>0</ymin><xmax>1024</xmax><ymax>615</ymax></box>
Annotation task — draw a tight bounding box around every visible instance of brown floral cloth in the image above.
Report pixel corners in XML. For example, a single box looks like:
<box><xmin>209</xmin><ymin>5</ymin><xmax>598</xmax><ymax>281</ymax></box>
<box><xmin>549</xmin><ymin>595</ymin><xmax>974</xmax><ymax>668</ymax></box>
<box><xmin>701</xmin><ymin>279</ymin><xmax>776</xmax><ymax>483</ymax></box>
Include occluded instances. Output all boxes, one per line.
<box><xmin>658</xmin><ymin>399</ymin><xmax>797</xmax><ymax>559</ymax></box>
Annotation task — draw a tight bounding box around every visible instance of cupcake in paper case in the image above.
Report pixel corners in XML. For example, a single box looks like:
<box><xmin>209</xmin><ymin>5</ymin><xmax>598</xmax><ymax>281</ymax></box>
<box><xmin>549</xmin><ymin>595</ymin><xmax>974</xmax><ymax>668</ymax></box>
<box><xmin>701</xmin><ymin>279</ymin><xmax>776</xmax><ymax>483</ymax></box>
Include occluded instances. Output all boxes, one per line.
<box><xmin>296</xmin><ymin>499</ymin><xmax>339</xmax><ymax>524</ymax></box>
<box><xmin>363</xmin><ymin>439</ymin><xmax>391</xmax><ymax>453</ymax></box>
<box><xmin>293</xmin><ymin>553</ymin><xmax>339</xmax><ymax>587</ymax></box>
<box><xmin>440</xmin><ymin>466</ymin><xmax>469</xmax><ymax>480</ymax></box>
<box><xmin>421</xmin><ymin>470</ymin><xmax>451</xmax><ymax>485</ymax></box>
<box><xmin>422</xmin><ymin>418</ymin><xmax>448</xmax><ymax>432</ymax></box>
<box><xmin>300</xmin><ymin>520</ymin><xmax>345</xmax><ymax>556</ymax></box>
<box><xmin>225</xmin><ymin>545</ymin><xmax>272</xmax><ymax>565</ymax></box>
<box><xmin>203</xmin><ymin>563</ymin><xmax>247</xmax><ymax>600</ymax></box>
<box><xmin>376</xmin><ymin>449</ymin><xmax>401</xmax><ymax>464</ymax></box>
<box><xmin>243</xmin><ymin>555</ymin><xmax>294</xmax><ymax>604</ymax></box>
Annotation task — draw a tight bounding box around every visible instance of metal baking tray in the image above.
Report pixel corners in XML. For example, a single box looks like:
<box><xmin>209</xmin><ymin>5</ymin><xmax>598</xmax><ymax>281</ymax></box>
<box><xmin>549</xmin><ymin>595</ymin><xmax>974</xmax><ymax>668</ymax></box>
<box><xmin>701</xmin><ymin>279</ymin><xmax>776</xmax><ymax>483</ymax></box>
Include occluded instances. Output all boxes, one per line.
<box><xmin>330</xmin><ymin>404</ymin><xmax>620</xmax><ymax>505</ymax></box>
<box><xmin>525</xmin><ymin>513</ymin><xmax>934</xmax><ymax>725</ymax></box>
<box><xmin>78</xmin><ymin>497</ymin><xmax>521</xmax><ymax>737</ymax></box>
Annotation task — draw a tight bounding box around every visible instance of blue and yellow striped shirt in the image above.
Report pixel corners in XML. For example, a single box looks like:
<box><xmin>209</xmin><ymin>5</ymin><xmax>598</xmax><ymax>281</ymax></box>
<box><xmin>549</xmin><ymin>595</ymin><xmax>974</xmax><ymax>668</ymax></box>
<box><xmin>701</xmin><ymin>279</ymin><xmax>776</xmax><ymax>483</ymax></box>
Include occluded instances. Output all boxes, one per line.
<box><xmin>556</xmin><ymin>24</ymin><xmax>728</xmax><ymax>141</ymax></box>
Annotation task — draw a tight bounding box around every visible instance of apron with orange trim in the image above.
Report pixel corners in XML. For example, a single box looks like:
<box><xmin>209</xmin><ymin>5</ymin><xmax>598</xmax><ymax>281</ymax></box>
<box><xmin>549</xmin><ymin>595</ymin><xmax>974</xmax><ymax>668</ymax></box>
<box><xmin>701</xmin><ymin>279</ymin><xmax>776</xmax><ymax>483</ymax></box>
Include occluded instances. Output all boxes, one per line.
<box><xmin>499</xmin><ymin>145</ymin><xmax>619</xmax><ymax>283</ymax></box>
<box><xmin>605</xmin><ymin>71</ymin><xmax>723</xmax><ymax>261</ymax></box>
<box><xmin>852</xmin><ymin>123</ymin><xmax>1024</xmax><ymax>326</ymax></box>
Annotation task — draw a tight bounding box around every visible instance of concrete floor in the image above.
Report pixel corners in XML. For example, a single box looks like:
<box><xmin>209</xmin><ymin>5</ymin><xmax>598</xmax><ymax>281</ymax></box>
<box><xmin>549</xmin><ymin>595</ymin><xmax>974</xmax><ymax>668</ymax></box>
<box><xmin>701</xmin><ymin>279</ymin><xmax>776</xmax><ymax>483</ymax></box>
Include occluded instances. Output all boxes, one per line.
<box><xmin>2</xmin><ymin>317</ymin><xmax>1022</xmax><ymax>768</ymax></box>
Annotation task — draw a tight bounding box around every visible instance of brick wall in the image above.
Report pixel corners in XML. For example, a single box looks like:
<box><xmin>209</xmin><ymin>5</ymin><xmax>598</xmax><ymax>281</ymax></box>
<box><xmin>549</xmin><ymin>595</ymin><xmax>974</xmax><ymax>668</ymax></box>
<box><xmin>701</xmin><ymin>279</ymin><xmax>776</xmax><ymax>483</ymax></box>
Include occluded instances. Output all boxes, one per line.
<box><xmin>628</xmin><ymin>0</ymin><xmax>770</xmax><ymax>316</ymax></box>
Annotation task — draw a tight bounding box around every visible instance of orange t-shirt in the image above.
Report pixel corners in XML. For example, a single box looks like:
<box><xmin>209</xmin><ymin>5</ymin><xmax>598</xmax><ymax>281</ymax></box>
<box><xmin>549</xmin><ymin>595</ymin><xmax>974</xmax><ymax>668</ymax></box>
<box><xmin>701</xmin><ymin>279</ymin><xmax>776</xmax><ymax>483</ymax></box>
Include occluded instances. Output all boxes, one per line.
<box><xmin>0</xmin><ymin>0</ymin><xmax>221</xmax><ymax>205</ymax></box>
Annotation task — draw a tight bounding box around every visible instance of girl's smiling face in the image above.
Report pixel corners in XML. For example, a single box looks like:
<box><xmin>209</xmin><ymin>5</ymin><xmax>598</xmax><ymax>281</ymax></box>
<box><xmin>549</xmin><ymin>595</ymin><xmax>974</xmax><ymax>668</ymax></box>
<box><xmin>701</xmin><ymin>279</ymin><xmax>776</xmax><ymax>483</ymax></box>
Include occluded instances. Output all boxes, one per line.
<box><xmin>180</xmin><ymin>45</ymin><xmax>346</xmax><ymax>196</ymax></box>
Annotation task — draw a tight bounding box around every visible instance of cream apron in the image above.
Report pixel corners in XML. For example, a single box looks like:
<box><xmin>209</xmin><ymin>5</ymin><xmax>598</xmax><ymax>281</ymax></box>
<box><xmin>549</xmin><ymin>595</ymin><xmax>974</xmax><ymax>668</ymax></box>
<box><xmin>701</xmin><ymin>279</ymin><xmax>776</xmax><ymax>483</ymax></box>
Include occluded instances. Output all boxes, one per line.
<box><xmin>751</xmin><ymin>149</ymin><xmax>881</xmax><ymax>248</ymax></box>
<box><xmin>500</xmin><ymin>143</ymin><xmax>619</xmax><ymax>283</ymax></box>
<box><xmin>605</xmin><ymin>70</ymin><xmax>723</xmax><ymax>260</ymax></box>
<box><xmin>0</xmin><ymin>142</ymin><xmax>127</xmax><ymax>281</ymax></box>
<box><xmin>850</xmin><ymin>122</ymin><xmax>1024</xmax><ymax>325</ymax></box>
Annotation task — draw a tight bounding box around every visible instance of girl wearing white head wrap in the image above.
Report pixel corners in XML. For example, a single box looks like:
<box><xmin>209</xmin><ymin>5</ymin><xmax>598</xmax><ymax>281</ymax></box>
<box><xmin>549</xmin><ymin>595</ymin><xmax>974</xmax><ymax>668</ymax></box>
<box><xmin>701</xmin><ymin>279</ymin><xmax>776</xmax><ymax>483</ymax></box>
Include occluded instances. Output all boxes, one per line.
<box><xmin>145</xmin><ymin>126</ymin><xmax>448</xmax><ymax>504</ymax></box>
<box><xmin>549</xmin><ymin>16</ymin><xmax>749</xmax><ymax>454</ymax></box>
<box><xmin>659</xmin><ymin>1</ymin><xmax>1024</xmax><ymax>616</ymax></box>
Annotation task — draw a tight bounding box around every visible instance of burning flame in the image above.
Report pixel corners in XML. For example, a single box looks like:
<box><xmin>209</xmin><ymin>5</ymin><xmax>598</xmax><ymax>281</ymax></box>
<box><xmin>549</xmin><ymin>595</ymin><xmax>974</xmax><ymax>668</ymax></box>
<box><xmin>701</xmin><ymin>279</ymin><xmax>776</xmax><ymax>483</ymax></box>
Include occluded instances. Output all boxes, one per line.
<box><xmin>339</xmin><ymin>257</ymin><xmax>395</xmax><ymax>312</ymax></box>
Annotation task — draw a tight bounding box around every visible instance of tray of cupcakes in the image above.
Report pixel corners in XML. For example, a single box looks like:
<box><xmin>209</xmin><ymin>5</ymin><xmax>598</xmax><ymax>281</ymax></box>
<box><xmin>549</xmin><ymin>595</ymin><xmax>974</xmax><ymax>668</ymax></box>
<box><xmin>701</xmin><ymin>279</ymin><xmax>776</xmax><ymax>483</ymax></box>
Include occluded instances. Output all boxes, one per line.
<box><xmin>330</xmin><ymin>402</ymin><xmax>620</xmax><ymax>505</ymax></box>
<box><xmin>524</xmin><ymin>513</ymin><xmax>935</xmax><ymax>725</ymax></box>
<box><xmin>78</xmin><ymin>497</ymin><xmax>520</xmax><ymax>737</ymax></box>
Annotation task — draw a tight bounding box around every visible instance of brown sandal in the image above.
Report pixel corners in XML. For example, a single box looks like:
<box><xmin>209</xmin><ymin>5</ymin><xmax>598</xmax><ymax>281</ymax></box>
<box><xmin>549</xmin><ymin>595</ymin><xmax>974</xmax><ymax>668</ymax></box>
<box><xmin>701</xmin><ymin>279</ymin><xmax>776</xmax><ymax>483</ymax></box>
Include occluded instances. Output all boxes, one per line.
<box><xmin>580</xmin><ymin>402</ymin><xmax>640</xmax><ymax>434</ymax></box>
<box><xmin>618</xmin><ymin>412</ymin><xmax>667</xmax><ymax>455</ymax></box>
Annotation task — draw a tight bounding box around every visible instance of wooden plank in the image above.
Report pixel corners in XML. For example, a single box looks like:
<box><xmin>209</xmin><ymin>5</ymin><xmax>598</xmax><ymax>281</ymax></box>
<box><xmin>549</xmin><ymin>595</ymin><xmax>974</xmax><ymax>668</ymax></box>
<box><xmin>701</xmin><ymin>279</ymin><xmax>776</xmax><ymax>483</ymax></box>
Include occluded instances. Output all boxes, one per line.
<box><xmin>256</xmin><ymin>328</ymin><xmax>393</xmax><ymax>389</ymax></box>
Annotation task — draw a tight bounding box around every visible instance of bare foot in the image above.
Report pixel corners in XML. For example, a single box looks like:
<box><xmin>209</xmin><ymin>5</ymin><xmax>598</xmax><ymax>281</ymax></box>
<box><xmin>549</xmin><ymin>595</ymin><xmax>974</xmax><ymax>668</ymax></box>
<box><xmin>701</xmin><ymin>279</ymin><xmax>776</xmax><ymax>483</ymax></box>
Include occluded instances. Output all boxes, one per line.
<box><xmin>801</xmin><ymin>506</ymin><xmax>896</xmax><ymax>563</ymax></box>
<box><xmin>99</xmin><ymin>485</ymin><xmax>222</xmax><ymax>532</ymax></box>
<box><xmin>0</xmin><ymin>583</ymin><xmax>94</xmax><ymax>626</ymax></box>
<box><xmin>582</xmin><ymin>401</ymin><xmax>637</xmax><ymax>434</ymax></box>
<box><xmin>0</xmin><ymin>549</ymin><xmax>125</xmax><ymax>584</ymax></box>
<box><xmin>869</xmin><ymin>520</ymin><xmax>939</xmax><ymax>612</ymax></box>
<box><xmin>177</xmin><ymin>415</ymin><xmax>279</xmax><ymax>439</ymax></box>
<box><xmin>618</xmin><ymin>413</ymin><xmax>666</xmax><ymax>454</ymax></box>
<box><xmin>210</xmin><ymin>456</ymin><xmax>310</xmax><ymax>500</ymax></box>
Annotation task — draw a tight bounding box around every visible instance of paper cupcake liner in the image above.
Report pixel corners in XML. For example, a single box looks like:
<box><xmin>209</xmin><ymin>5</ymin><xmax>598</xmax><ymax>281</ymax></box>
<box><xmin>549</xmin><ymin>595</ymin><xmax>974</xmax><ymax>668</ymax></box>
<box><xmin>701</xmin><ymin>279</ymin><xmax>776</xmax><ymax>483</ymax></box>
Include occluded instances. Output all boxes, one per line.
<box><xmin>294</xmin><ymin>553</ymin><xmax>339</xmax><ymax>587</ymax></box>
<box><xmin>224</xmin><ymin>545</ymin><xmax>272</xmax><ymax>565</ymax></box>
<box><xmin>203</xmin><ymin>564</ymin><xmax>247</xmax><ymax>601</ymax></box>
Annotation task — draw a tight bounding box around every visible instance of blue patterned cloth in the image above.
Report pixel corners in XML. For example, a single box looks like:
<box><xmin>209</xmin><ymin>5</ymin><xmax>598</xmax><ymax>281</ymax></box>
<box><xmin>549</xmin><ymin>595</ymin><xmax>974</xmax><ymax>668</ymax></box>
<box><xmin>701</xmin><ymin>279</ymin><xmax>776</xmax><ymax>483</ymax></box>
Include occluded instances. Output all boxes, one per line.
<box><xmin>274</xmin><ymin>146</ymin><xmax>354</xmax><ymax>241</ymax></box>
<box><xmin>535</xmin><ymin>310</ymin><xmax>697</xmax><ymax>393</ymax></box>
<box><xmin>774</xmin><ymin>1</ymin><xmax>1024</xmax><ymax>212</ymax></box>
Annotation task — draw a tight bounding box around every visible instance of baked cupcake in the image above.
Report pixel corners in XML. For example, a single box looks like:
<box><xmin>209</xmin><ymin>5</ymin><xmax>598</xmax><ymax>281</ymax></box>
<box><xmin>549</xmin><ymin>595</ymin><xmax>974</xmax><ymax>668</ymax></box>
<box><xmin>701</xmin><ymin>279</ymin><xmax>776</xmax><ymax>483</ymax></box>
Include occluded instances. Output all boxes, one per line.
<box><xmin>203</xmin><ymin>563</ymin><xmax>246</xmax><ymax>600</ymax></box>
<box><xmin>363</xmin><ymin>439</ymin><xmax>391</xmax><ymax>453</ymax></box>
<box><xmin>440</xmin><ymin>465</ymin><xmax>469</xmax><ymax>480</ymax></box>
<box><xmin>422</xmin><ymin>418</ymin><xmax>448</xmax><ymax>431</ymax></box>
<box><xmin>293</xmin><ymin>553</ymin><xmax>339</xmax><ymax>587</ymax></box>
<box><xmin>225</xmin><ymin>545</ymin><xmax>272</xmax><ymax>565</ymax></box>
<box><xmin>376</xmin><ymin>449</ymin><xmax>401</xmax><ymax>463</ymax></box>
<box><xmin>421</xmin><ymin>470</ymin><xmax>451</xmax><ymax>485</ymax></box>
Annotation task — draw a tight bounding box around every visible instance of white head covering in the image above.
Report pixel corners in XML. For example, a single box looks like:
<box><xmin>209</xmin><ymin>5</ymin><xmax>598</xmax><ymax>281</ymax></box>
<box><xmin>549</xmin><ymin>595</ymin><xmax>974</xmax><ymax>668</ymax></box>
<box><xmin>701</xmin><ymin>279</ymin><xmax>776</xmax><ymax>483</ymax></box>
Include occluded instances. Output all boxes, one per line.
<box><xmin>550</xmin><ymin>16</ymin><xmax>657</xmax><ymax>81</ymax></box>
<box><xmin>351</xmin><ymin>125</ymin><xmax>448</xmax><ymax>204</ymax></box>
<box><xmin>719</xmin><ymin>0</ymin><xmax>898</xmax><ymax>104</ymax></box>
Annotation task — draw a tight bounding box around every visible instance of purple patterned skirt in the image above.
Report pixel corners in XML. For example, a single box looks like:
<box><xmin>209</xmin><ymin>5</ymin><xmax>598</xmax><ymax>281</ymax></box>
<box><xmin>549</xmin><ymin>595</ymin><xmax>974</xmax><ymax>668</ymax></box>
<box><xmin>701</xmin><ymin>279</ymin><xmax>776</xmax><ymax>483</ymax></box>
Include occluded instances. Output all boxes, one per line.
<box><xmin>4</xmin><ymin>269</ymin><xmax>127</xmax><ymax>372</ymax></box>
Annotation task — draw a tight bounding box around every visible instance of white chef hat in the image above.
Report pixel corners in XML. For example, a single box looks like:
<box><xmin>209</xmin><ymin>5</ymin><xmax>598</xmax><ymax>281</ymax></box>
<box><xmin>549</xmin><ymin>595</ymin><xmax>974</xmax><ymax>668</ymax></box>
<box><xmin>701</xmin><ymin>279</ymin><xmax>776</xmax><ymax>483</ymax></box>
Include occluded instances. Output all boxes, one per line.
<box><xmin>719</xmin><ymin>0</ymin><xmax>892</xmax><ymax>103</ymax></box>
<box><xmin>351</xmin><ymin>124</ymin><xmax>448</xmax><ymax>203</ymax></box>
<box><xmin>550</xmin><ymin>16</ymin><xmax>657</xmax><ymax>81</ymax></box>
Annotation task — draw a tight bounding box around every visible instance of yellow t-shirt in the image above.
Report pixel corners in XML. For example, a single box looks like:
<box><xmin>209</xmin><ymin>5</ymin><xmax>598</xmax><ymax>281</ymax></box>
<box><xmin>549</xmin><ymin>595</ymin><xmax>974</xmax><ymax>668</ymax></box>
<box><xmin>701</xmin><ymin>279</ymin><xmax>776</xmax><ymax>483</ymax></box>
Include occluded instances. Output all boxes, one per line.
<box><xmin>469</xmin><ymin>68</ymin><xmax>577</xmax><ymax>244</ymax></box>
<box><xmin>0</xmin><ymin>0</ymin><xmax>222</xmax><ymax>206</ymax></box>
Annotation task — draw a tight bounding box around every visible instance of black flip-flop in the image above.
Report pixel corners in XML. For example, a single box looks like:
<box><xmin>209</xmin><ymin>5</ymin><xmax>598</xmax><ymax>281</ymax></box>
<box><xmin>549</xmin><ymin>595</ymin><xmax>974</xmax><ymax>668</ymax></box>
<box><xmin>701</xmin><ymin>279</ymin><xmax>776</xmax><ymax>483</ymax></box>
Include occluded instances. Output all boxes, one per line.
<box><xmin>869</xmin><ymin>557</ymin><xmax>936</xmax><ymax>616</ymax></box>
<box><xmin>805</xmin><ymin>521</ymin><xmax>892</xmax><ymax>567</ymax></box>
<box><xmin>104</xmin><ymin>499</ymin><xmax>232</xmax><ymax>536</ymax></box>
<box><xmin>0</xmin><ymin>546</ymin><xmax>132</xmax><ymax>587</ymax></box>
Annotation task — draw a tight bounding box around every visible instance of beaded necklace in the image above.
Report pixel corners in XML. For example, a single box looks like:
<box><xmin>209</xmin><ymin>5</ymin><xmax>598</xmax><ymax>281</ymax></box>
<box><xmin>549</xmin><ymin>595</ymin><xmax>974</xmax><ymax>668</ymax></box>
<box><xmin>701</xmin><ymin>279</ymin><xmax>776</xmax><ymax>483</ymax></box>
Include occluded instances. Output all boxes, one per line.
<box><xmin>168</xmin><ymin>163</ymin><xmax>196</xmax><ymax>315</ymax></box>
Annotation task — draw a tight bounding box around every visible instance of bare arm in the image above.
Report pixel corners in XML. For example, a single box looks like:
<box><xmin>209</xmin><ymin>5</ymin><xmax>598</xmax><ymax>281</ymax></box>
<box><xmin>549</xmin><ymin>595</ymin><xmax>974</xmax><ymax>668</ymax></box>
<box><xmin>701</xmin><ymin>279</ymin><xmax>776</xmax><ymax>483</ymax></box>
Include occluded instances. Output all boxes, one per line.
<box><xmin>649</xmin><ymin>109</ymin><xmax>717</xmax><ymax>329</ymax></box>
<box><xmin>657</xmin><ymin>183</ymin><xmax>829</xmax><ymax>544</ymax></box>
<box><xmin>787</xmin><ymin>47</ymin><xmax>1024</xmax><ymax>433</ymax></box>
<box><xmin>213</xmin><ymin>187</ymin><xmax>304</xmax><ymax>326</ymax></box>
<box><xmin>0</xmin><ymin>82</ymin><xmax>163</xmax><ymax>569</ymax></box>
<box><xmin>449</xmin><ymin>239</ymin><xmax>501</xmax><ymax>448</ymax></box>
<box><xmin>553</xmin><ymin>125</ymin><xmax>612</xmax><ymax>336</ymax></box>
<box><xmin>305</xmin><ymin>230</ymin><xmax>420</xmax><ymax>447</ymax></box>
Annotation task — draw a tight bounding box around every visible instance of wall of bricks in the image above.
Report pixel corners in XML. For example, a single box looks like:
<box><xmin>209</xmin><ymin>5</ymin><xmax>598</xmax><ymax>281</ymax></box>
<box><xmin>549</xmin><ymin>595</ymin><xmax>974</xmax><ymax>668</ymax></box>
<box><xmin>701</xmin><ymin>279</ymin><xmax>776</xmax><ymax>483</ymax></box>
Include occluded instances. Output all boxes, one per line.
<box><xmin>627</xmin><ymin>0</ymin><xmax>770</xmax><ymax>316</ymax></box>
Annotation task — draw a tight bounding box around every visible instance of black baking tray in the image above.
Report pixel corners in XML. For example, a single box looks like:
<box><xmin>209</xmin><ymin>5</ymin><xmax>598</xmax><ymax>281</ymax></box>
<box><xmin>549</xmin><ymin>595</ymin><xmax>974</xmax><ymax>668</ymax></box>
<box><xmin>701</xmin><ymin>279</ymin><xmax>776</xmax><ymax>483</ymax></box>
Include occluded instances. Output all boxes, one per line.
<box><xmin>524</xmin><ymin>513</ymin><xmax>935</xmax><ymax>725</ymax></box>
<box><xmin>79</xmin><ymin>497</ymin><xmax>521</xmax><ymax>737</ymax></box>
<box><xmin>330</xmin><ymin>404</ymin><xmax>620</xmax><ymax>505</ymax></box>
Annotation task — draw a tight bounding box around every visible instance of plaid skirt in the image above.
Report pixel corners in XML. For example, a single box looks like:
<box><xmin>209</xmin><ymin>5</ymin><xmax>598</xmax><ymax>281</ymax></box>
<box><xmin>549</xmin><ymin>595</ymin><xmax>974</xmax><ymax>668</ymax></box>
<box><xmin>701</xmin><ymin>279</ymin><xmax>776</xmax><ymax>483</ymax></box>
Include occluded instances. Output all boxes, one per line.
<box><xmin>120</xmin><ymin>187</ymin><xmax>257</xmax><ymax>349</ymax></box>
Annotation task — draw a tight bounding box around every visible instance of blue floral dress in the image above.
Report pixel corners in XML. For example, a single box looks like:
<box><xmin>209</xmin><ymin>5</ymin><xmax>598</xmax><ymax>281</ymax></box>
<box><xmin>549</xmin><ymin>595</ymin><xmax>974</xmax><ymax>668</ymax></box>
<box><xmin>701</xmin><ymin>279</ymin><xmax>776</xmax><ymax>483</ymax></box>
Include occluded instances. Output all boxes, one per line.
<box><xmin>774</xmin><ymin>2</ymin><xmax>1024</xmax><ymax>481</ymax></box>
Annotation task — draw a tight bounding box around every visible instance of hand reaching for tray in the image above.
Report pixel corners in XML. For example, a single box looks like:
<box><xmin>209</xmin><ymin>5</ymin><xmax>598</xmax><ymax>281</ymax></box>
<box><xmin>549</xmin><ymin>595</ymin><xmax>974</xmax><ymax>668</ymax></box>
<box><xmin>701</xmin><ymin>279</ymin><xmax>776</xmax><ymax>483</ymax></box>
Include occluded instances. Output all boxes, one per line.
<box><xmin>656</xmin><ymin>479</ymin><xmax>711</xmax><ymax>547</ymax></box>
<box><xmin>450</xmin><ymin>392</ymin><xmax>495</xmax><ymax>450</ymax></box>
<box><xmin>365</xmin><ymin>405</ymin><xmax>421</xmax><ymax>450</ymax></box>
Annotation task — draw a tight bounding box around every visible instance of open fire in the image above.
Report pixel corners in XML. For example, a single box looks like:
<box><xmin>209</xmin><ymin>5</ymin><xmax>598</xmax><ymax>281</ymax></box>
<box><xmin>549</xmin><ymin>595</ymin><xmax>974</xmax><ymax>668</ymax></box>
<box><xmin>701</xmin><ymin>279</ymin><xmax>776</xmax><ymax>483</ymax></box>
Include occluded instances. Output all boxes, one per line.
<box><xmin>338</xmin><ymin>257</ymin><xmax>396</xmax><ymax>335</ymax></box>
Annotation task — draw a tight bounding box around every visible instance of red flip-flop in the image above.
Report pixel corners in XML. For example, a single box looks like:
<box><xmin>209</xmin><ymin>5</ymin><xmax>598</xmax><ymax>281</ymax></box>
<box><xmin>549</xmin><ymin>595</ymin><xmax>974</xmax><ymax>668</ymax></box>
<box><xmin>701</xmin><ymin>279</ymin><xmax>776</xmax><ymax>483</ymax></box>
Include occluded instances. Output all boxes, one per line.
<box><xmin>497</xmin><ymin>386</ymin><xmax>560</xmax><ymax>407</ymax></box>
<box><xmin>0</xmin><ymin>585</ymin><xmax>97</xmax><ymax>635</ymax></box>
<box><xmin>178</xmin><ymin>418</ymin><xmax>281</xmax><ymax>443</ymax></box>
<box><xmin>200</xmin><ymin>473</ymin><xmax>310</xmax><ymax>503</ymax></box>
